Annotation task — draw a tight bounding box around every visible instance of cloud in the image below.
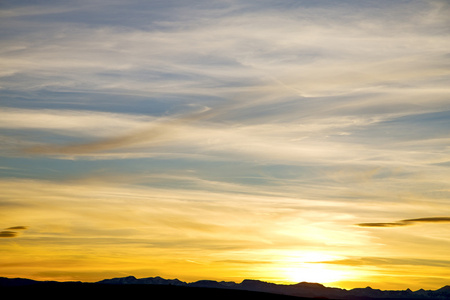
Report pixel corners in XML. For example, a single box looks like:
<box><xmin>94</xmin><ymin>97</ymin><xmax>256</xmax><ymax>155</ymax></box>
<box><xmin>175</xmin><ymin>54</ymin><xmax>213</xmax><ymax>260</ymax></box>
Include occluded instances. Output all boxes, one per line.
<box><xmin>2</xmin><ymin>2</ymin><xmax>449</xmax><ymax>163</ymax></box>
<box><xmin>6</xmin><ymin>226</ymin><xmax>28</xmax><ymax>230</ymax></box>
<box><xmin>0</xmin><ymin>108</ymin><xmax>154</xmax><ymax>137</ymax></box>
<box><xmin>356</xmin><ymin>217</ymin><xmax>450</xmax><ymax>227</ymax></box>
<box><xmin>20</xmin><ymin>107</ymin><xmax>215</xmax><ymax>155</ymax></box>
<box><xmin>0</xmin><ymin>226</ymin><xmax>28</xmax><ymax>237</ymax></box>
<box><xmin>316</xmin><ymin>256</ymin><xmax>450</xmax><ymax>268</ymax></box>
<box><xmin>2</xmin><ymin>0</ymin><xmax>449</xmax><ymax>102</ymax></box>
<box><xmin>216</xmin><ymin>259</ymin><xmax>273</xmax><ymax>265</ymax></box>
<box><xmin>22</xmin><ymin>123</ymin><xmax>177</xmax><ymax>155</ymax></box>
<box><xmin>407</xmin><ymin>217</ymin><xmax>450</xmax><ymax>223</ymax></box>
<box><xmin>0</xmin><ymin>231</ymin><xmax>18</xmax><ymax>238</ymax></box>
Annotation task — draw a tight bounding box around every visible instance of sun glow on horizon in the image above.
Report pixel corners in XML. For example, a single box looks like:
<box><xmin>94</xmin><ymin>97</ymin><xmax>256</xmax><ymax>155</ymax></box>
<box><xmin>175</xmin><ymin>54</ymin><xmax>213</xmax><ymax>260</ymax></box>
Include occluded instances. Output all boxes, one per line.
<box><xmin>284</xmin><ymin>263</ymin><xmax>349</xmax><ymax>285</ymax></box>
<box><xmin>273</xmin><ymin>252</ymin><xmax>351</xmax><ymax>285</ymax></box>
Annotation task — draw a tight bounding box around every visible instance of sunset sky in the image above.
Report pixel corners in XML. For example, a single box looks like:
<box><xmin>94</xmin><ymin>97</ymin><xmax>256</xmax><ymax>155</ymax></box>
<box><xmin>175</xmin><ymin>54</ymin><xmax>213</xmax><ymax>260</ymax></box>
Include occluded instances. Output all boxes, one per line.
<box><xmin>1</xmin><ymin>0</ymin><xmax>450</xmax><ymax>290</ymax></box>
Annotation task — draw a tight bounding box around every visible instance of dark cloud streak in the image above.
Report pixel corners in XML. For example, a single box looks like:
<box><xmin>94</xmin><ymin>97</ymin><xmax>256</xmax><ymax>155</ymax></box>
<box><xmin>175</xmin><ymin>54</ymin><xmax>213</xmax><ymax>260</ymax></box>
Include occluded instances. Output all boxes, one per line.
<box><xmin>6</xmin><ymin>226</ymin><xmax>28</xmax><ymax>230</ymax></box>
<box><xmin>0</xmin><ymin>231</ymin><xmax>18</xmax><ymax>238</ymax></box>
<box><xmin>357</xmin><ymin>217</ymin><xmax>450</xmax><ymax>228</ymax></box>
<box><xmin>0</xmin><ymin>226</ymin><xmax>29</xmax><ymax>238</ymax></box>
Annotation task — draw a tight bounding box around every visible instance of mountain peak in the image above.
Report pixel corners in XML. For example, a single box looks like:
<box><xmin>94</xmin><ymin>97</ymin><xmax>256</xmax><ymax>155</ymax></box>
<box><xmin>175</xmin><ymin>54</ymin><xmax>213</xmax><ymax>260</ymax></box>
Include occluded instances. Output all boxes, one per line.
<box><xmin>437</xmin><ymin>285</ymin><xmax>450</xmax><ymax>292</ymax></box>
<box><xmin>97</xmin><ymin>276</ymin><xmax>138</xmax><ymax>284</ymax></box>
<box><xmin>294</xmin><ymin>282</ymin><xmax>326</xmax><ymax>288</ymax></box>
<box><xmin>240</xmin><ymin>279</ymin><xmax>272</xmax><ymax>286</ymax></box>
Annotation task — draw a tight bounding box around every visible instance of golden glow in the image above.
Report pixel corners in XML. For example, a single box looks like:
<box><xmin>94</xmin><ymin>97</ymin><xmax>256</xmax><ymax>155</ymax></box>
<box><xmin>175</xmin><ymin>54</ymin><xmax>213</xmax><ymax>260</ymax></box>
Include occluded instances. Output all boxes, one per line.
<box><xmin>1</xmin><ymin>179</ymin><xmax>450</xmax><ymax>289</ymax></box>
<box><xmin>275</xmin><ymin>252</ymin><xmax>349</xmax><ymax>284</ymax></box>
<box><xmin>284</xmin><ymin>264</ymin><xmax>348</xmax><ymax>284</ymax></box>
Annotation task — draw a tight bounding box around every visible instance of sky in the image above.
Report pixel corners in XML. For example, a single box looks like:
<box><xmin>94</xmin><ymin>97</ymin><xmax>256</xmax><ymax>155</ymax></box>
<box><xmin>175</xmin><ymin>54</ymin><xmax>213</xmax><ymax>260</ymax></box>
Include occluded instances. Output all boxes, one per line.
<box><xmin>1</xmin><ymin>0</ymin><xmax>450</xmax><ymax>290</ymax></box>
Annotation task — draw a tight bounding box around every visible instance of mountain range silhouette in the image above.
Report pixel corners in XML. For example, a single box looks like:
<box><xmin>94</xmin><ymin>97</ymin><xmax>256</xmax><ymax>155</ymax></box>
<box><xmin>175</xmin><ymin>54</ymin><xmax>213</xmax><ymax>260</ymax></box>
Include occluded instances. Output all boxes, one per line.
<box><xmin>2</xmin><ymin>276</ymin><xmax>450</xmax><ymax>299</ymax></box>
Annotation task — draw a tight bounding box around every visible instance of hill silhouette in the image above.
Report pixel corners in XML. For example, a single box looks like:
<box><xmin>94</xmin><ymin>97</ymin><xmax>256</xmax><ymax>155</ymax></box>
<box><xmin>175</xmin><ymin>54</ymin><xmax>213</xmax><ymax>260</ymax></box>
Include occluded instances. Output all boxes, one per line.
<box><xmin>1</xmin><ymin>276</ymin><xmax>449</xmax><ymax>299</ymax></box>
<box><xmin>0</xmin><ymin>281</ymin><xmax>302</xmax><ymax>300</ymax></box>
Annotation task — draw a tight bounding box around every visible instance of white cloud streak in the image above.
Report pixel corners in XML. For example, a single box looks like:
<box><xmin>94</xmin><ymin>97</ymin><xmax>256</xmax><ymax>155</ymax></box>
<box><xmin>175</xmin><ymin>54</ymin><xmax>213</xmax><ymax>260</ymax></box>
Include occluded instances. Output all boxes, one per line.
<box><xmin>0</xmin><ymin>108</ymin><xmax>153</xmax><ymax>136</ymax></box>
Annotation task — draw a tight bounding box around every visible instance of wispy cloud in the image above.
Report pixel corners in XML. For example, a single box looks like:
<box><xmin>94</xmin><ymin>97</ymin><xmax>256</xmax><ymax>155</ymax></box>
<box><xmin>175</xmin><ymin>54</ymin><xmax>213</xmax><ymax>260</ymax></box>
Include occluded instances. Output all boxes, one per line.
<box><xmin>316</xmin><ymin>256</ymin><xmax>450</xmax><ymax>268</ymax></box>
<box><xmin>0</xmin><ymin>108</ymin><xmax>153</xmax><ymax>137</ymax></box>
<box><xmin>18</xmin><ymin>106</ymin><xmax>218</xmax><ymax>155</ymax></box>
<box><xmin>357</xmin><ymin>217</ymin><xmax>450</xmax><ymax>227</ymax></box>
<box><xmin>2</xmin><ymin>0</ymin><xmax>449</xmax><ymax>100</ymax></box>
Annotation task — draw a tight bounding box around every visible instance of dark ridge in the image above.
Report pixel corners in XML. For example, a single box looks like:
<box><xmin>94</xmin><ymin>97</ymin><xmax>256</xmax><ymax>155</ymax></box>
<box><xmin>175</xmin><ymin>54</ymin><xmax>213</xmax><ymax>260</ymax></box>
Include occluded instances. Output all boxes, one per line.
<box><xmin>0</xmin><ymin>282</ymin><xmax>311</xmax><ymax>300</ymax></box>
<box><xmin>0</xmin><ymin>277</ymin><xmax>39</xmax><ymax>286</ymax></box>
<box><xmin>1</xmin><ymin>276</ymin><xmax>449</xmax><ymax>299</ymax></box>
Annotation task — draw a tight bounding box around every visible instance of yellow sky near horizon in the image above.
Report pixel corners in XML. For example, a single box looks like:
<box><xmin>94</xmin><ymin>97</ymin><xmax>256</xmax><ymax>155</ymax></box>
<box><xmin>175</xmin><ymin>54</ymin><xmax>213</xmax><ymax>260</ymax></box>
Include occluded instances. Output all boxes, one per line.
<box><xmin>1</xmin><ymin>178</ymin><xmax>450</xmax><ymax>290</ymax></box>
